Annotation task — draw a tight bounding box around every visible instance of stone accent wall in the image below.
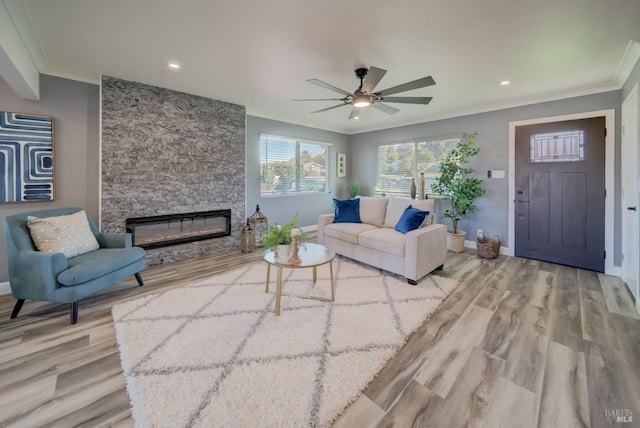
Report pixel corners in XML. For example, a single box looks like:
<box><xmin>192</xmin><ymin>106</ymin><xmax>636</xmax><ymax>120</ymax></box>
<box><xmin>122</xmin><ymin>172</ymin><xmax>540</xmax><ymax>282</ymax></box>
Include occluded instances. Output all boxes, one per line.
<box><xmin>101</xmin><ymin>76</ymin><xmax>245</xmax><ymax>265</ymax></box>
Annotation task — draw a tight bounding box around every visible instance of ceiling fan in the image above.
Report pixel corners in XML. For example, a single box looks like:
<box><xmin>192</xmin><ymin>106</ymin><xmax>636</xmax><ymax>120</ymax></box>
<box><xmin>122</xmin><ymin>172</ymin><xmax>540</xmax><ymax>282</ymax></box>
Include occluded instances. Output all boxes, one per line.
<box><xmin>294</xmin><ymin>66</ymin><xmax>435</xmax><ymax>120</ymax></box>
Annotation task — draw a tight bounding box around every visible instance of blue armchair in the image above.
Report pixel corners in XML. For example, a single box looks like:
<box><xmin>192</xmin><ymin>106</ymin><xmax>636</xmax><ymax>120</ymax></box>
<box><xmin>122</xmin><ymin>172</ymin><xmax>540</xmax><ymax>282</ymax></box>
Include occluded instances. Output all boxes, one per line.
<box><xmin>4</xmin><ymin>207</ymin><xmax>146</xmax><ymax>324</ymax></box>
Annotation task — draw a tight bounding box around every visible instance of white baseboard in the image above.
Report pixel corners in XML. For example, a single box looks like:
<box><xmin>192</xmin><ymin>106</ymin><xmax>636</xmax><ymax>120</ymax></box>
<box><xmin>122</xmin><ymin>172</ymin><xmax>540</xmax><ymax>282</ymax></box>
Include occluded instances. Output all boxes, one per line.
<box><xmin>0</xmin><ymin>281</ymin><xmax>11</xmax><ymax>295</ymax></box>
<box><xmin>464</xmin><ymin>240</ymin><xmax>622</xmax><ymax>278</ymax></box>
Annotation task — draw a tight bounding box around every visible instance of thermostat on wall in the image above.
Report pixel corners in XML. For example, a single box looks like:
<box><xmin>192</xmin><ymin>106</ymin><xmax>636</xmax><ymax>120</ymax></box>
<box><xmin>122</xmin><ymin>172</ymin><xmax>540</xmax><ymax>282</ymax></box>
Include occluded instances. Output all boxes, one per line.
<box><xmin>487</xmin><ymin>170</ymin><xmax>505</xmax><ymax>179</ymax></box>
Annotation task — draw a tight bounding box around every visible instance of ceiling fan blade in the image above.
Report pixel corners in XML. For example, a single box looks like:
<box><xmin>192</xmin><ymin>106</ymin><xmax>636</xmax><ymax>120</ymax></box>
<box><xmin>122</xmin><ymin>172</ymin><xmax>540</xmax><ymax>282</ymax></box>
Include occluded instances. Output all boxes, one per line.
<box><xmin>348</xmin><ymin>107</ymin><xmax>361</xmax><ymax>120</ymax></box>
<box><xmin>379</xmin><ymin>96</ymin><xmax>433</xmax><ymax>105</ymax></box>
<box><xmin>293</xmin><ymin>98</ymin><xmax>346</xmax><ymax>101</ymax></box>
<box><xmin>371</xmin><ymin>103</ymin><xmax>400</xmax><ymax>115</ymax></box>
<box><xmin>311</xmin><ymin>103</ymin><xmax>348</xmax><ymax>113</ymax></box>
<box><xmin>361</xmin><ymin>66</ymin><xmax>387</xmax><ymax>94</ymax></box>
<box><xmin>376</xmin><ymin>76</ymin><xmax>436</xmax><ymax>96</ymax></box>
<box><xmin>307</xmin><ymin>79</ymin><xmax>353</xmax><ymax>96</ymax></box>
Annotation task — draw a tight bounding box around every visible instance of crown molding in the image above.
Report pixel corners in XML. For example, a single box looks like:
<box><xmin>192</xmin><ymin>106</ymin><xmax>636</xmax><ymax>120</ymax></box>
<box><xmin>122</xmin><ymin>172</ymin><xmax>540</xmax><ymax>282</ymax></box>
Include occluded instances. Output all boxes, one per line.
<box><xmin>2</xmin><ymin>0</ymin><xmax>47</xmax><ymax>69</ymax></box>
<box><xmin>40</xmin><ymin>65</ymin><xmax>100</xmax><ymax>85</ymax></box>
<box><xmin>349</xmin><ymin>81</ymin><xmax>621</xmax><ymax>135</ymax></box>
<box><xmin>614</xmin><ymin>39</ymin><xmax>640</xmax><ymax>87</ymax></box>
<box><xmin>0</xmin><ymin>0</ymin><xmax>40</xmax><ymax>99</ymax></box>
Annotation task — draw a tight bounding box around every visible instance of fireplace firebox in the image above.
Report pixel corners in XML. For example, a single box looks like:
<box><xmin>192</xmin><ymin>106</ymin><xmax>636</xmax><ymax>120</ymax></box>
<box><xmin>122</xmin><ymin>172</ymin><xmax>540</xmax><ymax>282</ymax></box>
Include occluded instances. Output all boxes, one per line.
<box><xmin>126</xmin><ymin>210</ymin><xmax>231</xmax><ymax>249</ymax></box>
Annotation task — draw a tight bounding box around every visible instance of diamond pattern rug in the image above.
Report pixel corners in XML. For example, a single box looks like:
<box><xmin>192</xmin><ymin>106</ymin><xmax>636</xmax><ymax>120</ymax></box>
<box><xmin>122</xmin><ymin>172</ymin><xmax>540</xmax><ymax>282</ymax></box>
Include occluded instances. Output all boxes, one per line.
<box><xmin>112</xmin><ymin>257</ymin><xmax>458</xmax><ymax>427</ymax></box>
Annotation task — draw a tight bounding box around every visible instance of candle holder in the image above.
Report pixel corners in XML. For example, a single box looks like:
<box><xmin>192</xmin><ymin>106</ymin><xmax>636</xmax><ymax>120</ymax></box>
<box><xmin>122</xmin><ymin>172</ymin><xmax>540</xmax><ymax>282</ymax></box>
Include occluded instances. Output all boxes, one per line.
<box><xmin>288</xmin><ymin>229</ymin><xmax>301</xmax><ymax>265</ymax></box>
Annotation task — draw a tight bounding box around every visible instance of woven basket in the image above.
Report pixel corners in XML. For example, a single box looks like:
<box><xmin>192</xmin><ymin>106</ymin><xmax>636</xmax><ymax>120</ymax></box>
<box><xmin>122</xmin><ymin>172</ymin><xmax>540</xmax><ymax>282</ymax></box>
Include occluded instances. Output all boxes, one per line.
<box><xmin>476</xmin><ymin>233</ymin><xmax>501</xmax><ymax>259</ymax></box>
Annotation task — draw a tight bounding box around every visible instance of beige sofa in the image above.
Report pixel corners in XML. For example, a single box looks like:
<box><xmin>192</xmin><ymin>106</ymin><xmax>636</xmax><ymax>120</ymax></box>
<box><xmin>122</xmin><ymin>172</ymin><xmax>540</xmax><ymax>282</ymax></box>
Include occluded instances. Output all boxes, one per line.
<box><xmin>318</xmin><ymin>196</ymin><xmax>447</xmax><ymax>284</ymax></box>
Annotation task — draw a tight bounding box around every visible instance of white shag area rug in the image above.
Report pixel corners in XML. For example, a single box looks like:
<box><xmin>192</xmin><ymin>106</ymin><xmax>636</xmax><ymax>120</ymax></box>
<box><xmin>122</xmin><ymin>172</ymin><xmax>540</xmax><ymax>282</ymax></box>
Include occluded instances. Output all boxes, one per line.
<box><xmin>112</xmin><ymin>257</ymin><xmax>458</xmax><ymax>428</ymax></box>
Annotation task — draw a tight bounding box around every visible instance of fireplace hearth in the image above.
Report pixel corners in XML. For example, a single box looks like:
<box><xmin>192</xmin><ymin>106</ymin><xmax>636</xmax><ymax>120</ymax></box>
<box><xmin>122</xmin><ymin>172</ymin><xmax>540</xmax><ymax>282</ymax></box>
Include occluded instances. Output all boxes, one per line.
<box><xmin>126</xmin><ymin>210</ymin><xmax>231</xmax><ymax>249</ymax></box>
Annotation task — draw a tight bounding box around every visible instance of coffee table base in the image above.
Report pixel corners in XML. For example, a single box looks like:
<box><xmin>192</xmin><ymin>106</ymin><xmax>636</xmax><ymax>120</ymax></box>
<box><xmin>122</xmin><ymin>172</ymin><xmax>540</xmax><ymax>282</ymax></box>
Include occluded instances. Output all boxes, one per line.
<box><xmin>265</xmin><ymin>262</ymin><xmax>334</xmax><ymax>315</ymax></box>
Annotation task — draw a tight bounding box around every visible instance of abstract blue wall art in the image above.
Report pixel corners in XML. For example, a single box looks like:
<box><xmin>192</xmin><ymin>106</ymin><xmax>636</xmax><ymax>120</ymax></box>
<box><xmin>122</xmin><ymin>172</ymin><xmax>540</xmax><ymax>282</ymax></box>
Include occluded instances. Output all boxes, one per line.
<box><xmin>0</xmin><ymin>112</ymin><xmax>54</xmax><ymax>203</ymax></box>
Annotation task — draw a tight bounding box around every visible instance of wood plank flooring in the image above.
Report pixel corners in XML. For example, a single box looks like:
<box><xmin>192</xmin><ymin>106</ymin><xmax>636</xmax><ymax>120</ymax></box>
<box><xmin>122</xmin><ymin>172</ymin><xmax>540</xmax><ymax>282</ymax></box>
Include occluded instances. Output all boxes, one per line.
<box><xmin>0</xmin><ymin>244</ymin><xmax>638</xmax><ymax>427</ymax></box>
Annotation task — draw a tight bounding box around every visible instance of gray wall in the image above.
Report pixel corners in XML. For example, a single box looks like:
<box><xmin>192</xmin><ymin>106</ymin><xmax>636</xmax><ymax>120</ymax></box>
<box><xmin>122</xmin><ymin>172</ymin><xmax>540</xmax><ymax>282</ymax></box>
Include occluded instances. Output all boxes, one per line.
<box><xmin>101</xmin><ymin>77</ymin><xmax>246</xmax><ymax>266</ymax></box>
<box><xmin>1</xmin><ymin>59</ymin><xmax>638</xmax><ymax>283</ymax></box>
<box><xmin>349</xmin><ymin>91</ymin><xmax>622</xmax><ymax>264</ymax></box>
<box><xmin>0</xmin><ymin>75</ymin><xmax>100</xmax><ymax>282</ymax></box>
<box><xmin>246</xmin><ymin>115</ymin><xmax>350</xmax><ymax>227</ymax></box>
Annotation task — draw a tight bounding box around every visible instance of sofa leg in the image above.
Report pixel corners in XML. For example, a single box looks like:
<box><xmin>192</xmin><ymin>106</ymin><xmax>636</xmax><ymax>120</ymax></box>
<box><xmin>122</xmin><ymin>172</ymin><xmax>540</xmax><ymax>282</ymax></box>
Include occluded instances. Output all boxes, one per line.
<box><xmin>436</xmin><ymin>264</ymin><xmax>444</xmax><ymax>271</ymax></box>
<box><xmin>407</xmin><ymin>278</ymin><xmax>418</xmax><ymax>286</ymax></box>
<box><xmin>10</xmin><ymin>299</ymin><xmax>25</xmax><ymax>319</ymax></box>
<box><xmin>135</xmin><ymin>272</ymin><xmax>144</xmax><ymax>286</ymax></box>
<box><xmin>70</xmin><ymin>301</ymin><xmax>78</xmax><ymax>325</ymax></box>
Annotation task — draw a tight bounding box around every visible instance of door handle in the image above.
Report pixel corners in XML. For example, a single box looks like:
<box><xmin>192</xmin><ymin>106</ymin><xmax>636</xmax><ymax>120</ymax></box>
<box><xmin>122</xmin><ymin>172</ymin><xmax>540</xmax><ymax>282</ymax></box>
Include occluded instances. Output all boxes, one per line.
<box><xmin>515</xmin><ymin>200</ymin><xmax>529</xmax><ymax>203</ymax></box>
<box><xmin>628</xmin><ymin>206</ymin><xmax>637</xmax><ymax>211</ymax></box>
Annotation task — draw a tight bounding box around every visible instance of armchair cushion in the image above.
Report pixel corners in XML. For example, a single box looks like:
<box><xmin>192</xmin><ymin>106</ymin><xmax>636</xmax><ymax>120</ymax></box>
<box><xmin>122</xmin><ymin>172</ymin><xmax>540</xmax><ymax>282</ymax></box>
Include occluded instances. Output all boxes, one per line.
<box><xmin>58</xmin><ymin>247</ymin><xmax>146</xmax><ymax>286</ymax></box>
<box><xmin>27</xmin><ymin>210</ymin><xmax>99</xmax><ymax>258</ymax></box>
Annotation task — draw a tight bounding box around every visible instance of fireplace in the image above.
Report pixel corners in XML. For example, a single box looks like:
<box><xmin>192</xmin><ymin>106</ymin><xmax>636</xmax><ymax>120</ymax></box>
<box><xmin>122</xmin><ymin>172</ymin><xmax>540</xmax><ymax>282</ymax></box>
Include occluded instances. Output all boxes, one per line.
<box><xmin>126</xmin><ymin>210</ymin><xmax>231</xmax><ymax>249</ymax></box>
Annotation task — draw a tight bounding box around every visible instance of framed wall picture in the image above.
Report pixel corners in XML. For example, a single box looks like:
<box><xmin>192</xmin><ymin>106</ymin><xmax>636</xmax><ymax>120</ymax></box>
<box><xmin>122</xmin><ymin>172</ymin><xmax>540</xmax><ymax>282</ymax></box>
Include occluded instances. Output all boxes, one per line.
<box><xmin>0</xmin><ymin>112</ymin><xmax>54</xmax><ymax>203</ymax></box>
<box><xmin>337</xmin><ymin>152</ymin><xmax>346</xmax><ymax>178</ymax></box>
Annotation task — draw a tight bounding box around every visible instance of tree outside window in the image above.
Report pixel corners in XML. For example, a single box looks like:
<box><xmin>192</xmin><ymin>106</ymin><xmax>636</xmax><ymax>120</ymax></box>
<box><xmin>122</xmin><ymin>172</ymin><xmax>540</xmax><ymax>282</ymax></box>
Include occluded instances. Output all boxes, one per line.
<box><xmin>377</xmin><ymin>137</ymin><xmax>459</xmax><ymax>197</ymax></box>
<box><xmin>260</xmin><ymin>135</ymin><xmax>329</xmax><ymax>196</ymax></box>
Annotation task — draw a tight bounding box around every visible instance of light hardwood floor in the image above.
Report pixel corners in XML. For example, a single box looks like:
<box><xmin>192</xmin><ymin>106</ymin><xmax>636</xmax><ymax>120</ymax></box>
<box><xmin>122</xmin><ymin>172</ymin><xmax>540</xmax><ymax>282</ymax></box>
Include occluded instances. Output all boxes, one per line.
<box><xmin>1</xmin><ymin>244</ymin><xmax>638</xmax><ymax>427</ymax></box>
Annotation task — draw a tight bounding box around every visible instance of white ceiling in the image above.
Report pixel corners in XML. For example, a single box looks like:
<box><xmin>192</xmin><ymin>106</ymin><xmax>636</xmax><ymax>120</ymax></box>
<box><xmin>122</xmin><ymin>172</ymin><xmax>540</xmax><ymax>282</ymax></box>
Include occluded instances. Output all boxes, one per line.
<box><xmin>10</xmin><ymin>0</ymin><xmax>640</xmax><ymax>133</ymax></box>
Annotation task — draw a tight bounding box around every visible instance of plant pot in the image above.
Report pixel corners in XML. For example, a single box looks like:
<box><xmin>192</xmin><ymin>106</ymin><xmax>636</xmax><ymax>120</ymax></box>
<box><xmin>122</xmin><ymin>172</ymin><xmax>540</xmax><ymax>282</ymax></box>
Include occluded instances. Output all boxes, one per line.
<box><xmin>276</xmin><ymin>244</ymin><xmax>290</xmax><ymax>262</ymax></box>
<box><xmin>447</xmin><ymin>230</ymin><xmax>466</xmax><ymax>253</ymax></box>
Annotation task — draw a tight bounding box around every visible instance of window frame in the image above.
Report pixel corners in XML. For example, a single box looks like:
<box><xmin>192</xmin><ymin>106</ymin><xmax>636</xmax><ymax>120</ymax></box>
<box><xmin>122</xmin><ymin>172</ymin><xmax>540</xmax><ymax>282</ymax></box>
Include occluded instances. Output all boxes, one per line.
<box><xmin>259</xmin><ymin>133</ymin><xmax>331</xmax><ymax>197</ymax></box>
<box><xmin>375</xmin><ymin>135</ymin><xmax>461</xmax><ymax>197</ymax></box>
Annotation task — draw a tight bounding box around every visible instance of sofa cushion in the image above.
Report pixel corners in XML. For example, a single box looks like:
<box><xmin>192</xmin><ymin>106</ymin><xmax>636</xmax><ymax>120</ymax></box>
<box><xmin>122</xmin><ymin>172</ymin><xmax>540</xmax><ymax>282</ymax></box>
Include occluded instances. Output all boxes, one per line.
<box><xmin>395</xmin><ymin>206</ymin><xmax>430</xmax><ymax>234</ymax></box>
<box><xmin>333</xmin><ymin>198</ymin><xmax>362</xmax><ymax>223</ymax></box>
<box><xmin>58</xmin><ymin>247</ymin><xmax>146</xmax><ymax>286</ymax></box>
<box><xmin>359</xmin><ymin>228</ymin><xmax>406</xmax><ymax>257</ymax></box>
<box><xmin>357</xmin><ymin>196</ymin><xmax>389</xmax><ymax>226</ymax></box>
<box><xmin>27</xmin><ymin>210</ymin><xmax>100</xmax><ymax>259</ymax></box>
<box><xmin>384</xmin><ymin>197</ymin><xmax>435</xmax><ymax>228</ymax></box>
<box><xmin>324</xmin><ymin>223</ymin><xmax>378</xmax><ymax>244</ymax></box>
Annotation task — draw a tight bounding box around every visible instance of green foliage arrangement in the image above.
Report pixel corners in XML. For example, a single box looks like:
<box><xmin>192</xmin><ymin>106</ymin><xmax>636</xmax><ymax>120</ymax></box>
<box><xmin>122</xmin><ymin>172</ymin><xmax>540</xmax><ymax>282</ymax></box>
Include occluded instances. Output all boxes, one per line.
<box><xmin>347</xmin><ymin>180</ymin><xmax>361</xmax><ymax>199</ymax></box>
<box><xmin>263</xmin><ymin>213</ymin><xmax>306</xmax><ymax>249</ymax></box>
<box><xmin>431</xmin><ymin>133</ymin><xmax>485</xmax><ymax>234</ymax></box>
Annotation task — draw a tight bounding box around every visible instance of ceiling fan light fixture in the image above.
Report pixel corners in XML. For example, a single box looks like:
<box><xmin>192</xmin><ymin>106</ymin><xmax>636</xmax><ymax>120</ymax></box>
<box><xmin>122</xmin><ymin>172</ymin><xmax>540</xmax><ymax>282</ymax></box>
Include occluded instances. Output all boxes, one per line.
<box><xmin>353</xmin><ymin>94</ymin><xmax>371</xmax><ymax>107</ymax></box>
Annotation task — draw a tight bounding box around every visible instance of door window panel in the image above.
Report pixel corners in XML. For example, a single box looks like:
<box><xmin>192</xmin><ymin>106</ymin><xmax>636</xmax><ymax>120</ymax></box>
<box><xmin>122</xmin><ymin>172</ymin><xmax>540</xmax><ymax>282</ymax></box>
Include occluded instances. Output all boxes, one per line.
<box><xmin>530</xmin><ymin>130</ymin><xmax>584</xmax><ymax>163</ymax></box>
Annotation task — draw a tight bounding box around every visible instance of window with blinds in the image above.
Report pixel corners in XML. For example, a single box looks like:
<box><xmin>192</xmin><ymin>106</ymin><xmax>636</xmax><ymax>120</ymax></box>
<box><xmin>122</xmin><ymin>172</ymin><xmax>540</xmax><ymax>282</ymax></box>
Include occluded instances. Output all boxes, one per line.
<box><xmin>260</xmin><ymin>134</ymin><xmax>329</xmax><ymax>196</ymax></box>
<box><xmin>377</xmin><ymin>137</ymin><xmax>459</xmax><ymax>196</ymax></box>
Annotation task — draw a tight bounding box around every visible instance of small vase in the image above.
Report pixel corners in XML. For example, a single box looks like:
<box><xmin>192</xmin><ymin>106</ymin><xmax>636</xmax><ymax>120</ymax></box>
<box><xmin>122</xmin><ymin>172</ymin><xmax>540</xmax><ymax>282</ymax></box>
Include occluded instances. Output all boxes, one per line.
<box><xmin>410</xmin><ymin>178</ymin><xmax>417</xmax><ymax>199</ymax></box>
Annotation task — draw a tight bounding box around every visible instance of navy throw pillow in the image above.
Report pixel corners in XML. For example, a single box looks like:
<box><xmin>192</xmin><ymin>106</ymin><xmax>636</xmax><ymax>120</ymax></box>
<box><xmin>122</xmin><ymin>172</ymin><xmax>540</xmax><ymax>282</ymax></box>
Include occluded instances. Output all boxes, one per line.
<box><xmin>394</xmin><ymin>205</ymin><xmax>429</xmax><ymax>234</ymax></box>
<box><xmin>333</xmin><ymin>198</ymin><xmax>362</xmax><ymax>223</ymax></box>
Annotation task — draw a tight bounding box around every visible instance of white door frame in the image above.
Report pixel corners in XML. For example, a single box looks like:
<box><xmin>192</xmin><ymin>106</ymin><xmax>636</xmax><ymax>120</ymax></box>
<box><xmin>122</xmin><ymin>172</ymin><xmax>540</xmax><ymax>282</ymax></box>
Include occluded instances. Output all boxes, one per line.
<box><xmin>621</xmin><ymin>83</ymin><xmax>640</xmax><ymax>311</ymax></box>
<box><xmin>508</xmin><ymin>109</ymin><xmax>617</xmax><ymax>276</ymax></box>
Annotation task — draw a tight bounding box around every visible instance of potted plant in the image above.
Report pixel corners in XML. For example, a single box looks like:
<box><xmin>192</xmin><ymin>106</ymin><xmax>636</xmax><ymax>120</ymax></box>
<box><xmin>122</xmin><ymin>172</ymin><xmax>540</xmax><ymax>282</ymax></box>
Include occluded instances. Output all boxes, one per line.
<box><xmin>347</xmin><ymin>180</ymin><xmax>361</xmax><ymax>199</ymax></box>
<box><xmin>263</xmin><ymin>213</ymin><xmax>306</xmax><ymax>259</ymax></box>
<box><xmin>432</xmin><ymin>132</ymin><xmax>485</xmax><ymax>252</ymax></box>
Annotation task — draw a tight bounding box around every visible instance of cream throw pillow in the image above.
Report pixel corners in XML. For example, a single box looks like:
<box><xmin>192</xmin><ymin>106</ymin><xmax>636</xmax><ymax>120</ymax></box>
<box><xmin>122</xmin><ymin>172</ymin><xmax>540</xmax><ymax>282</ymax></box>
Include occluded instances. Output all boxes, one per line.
<box><xmin>27</xmin><ymin>210</ymin><xmax>100</xmax><ymax>258</ymax></box>
<box><xmin>357</xmin><ymin>196</ymin><xmax>389</xmax><ymax>226</ymax></box>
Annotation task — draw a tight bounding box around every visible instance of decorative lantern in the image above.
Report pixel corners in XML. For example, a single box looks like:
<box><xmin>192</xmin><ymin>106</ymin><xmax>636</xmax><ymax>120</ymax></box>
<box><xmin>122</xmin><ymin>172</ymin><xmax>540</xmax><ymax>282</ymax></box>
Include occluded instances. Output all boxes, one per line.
<box><xmin>248</xmin><ymin>204</ymin><xmax>268</xmax><ymax>247</ymax></box>
<box><xmin>240</xmin><ymin>220</ymin><xmax>256</xmax><ymax>253</ymax></box>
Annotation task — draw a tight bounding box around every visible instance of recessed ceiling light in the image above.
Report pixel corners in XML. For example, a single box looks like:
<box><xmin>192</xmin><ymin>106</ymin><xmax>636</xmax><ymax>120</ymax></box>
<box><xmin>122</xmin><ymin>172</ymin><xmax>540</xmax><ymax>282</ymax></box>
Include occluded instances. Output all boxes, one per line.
<box><xmin>168</xmin><ymin>62</ymin><xmax>181</xmax><ymax>70</ymax></box>
<box><xmin>500</xmin><ymin>80</ymin><xmax>511</xmax><ymax>86</ymax></box>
